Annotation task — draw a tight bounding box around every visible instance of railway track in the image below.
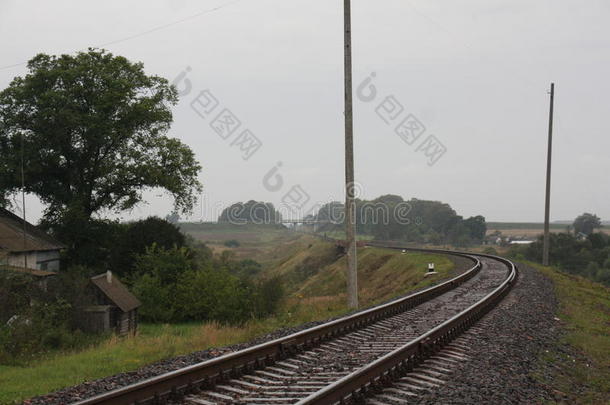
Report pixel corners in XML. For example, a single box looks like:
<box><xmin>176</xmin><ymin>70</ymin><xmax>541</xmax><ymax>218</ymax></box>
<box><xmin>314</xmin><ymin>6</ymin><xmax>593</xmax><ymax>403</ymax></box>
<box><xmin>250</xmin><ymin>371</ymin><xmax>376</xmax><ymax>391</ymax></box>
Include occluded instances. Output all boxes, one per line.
<box><xmin>74</xmin><ymin>247</ymin><xmax>517</xmax><ymax>405</ymax></box>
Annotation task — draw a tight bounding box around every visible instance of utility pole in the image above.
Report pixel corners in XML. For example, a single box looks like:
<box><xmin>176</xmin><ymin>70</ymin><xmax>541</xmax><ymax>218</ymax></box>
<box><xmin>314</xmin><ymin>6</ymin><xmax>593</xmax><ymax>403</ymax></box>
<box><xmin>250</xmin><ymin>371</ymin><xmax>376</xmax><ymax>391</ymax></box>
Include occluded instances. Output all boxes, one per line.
<box><xmin>344</xmin><ymin>0</ymin><xmax>358</xmax><ymax>309</ymax></box>
<box><xmin>543</xmin><ymin>83</ymin><xmax>555</xmax><ymax>266</ymax></box>
<box><xmin>21</xmin><ymin>132</ymin><xmax>27</xmax><ymax>269</ymax></box>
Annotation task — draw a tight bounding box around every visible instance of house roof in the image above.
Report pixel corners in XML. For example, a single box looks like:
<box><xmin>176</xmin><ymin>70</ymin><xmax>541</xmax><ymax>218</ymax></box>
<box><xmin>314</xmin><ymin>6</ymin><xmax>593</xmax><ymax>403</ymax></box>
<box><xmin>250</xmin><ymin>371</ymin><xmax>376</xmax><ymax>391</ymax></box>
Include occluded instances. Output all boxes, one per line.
<box><xmin>0</xmin><ymin>207</ymin><xmax>66</xmax><ymax>253</ymax></box>
<box><xmin>90</xmin><ymin>272</ymin><xmax>141</xmax><ymax>312</ymax></box>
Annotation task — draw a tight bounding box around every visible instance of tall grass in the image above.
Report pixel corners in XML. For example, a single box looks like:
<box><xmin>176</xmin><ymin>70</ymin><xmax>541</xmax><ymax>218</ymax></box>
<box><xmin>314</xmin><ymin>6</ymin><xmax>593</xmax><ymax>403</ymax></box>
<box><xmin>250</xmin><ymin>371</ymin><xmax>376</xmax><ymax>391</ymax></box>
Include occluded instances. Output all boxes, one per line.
<box><xmin>0</xmin><ymin>297</ymin><xmax>349</xmax><ymax>404</ymax></box>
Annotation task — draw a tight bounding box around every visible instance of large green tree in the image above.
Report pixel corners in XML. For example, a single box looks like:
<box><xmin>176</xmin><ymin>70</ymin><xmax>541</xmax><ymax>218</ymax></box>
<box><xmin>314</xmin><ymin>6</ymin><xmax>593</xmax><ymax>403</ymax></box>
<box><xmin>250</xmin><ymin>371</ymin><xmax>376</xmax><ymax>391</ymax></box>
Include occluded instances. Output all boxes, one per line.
<box><xmin>0</xmin><ymin>49</ymin><xmax>201</xmax><ymax>228</ymax></box>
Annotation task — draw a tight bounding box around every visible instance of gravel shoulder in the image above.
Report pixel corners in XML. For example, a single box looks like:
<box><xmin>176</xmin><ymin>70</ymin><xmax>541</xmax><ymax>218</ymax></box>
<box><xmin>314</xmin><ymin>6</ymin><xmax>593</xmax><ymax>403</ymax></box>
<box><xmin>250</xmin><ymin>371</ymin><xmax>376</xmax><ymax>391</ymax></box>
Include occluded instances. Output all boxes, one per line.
<box><xmin>412</xmin><ymin>262</ymin><xmax>563</xmax><ymax>404</ymax></box>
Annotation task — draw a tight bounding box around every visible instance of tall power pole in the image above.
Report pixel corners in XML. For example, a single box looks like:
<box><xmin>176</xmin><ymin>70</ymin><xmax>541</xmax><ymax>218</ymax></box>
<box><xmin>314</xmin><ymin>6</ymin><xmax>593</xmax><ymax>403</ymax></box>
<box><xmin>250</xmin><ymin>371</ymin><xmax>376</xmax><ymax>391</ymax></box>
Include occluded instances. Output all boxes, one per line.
<box><xmin>543</xmin><ymin>83</ymin><xmax>555</xmax><ymax>266</ymax></box>
<box><xmin>344</xmin><ymin>0</ymin><xmax>358</xmax><ymax>309</ymax></box>
<box><xmin>21</xmin><ymin>132</ymin><xmax>28</xmax><ymax>269</ymax></box>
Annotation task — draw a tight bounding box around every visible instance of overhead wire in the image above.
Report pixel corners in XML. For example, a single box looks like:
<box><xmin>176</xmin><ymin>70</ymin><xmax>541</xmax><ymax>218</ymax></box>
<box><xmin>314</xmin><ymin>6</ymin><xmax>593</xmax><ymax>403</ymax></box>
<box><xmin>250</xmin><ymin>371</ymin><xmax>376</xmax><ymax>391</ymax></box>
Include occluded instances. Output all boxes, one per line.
<box><xmin>0</xmin><ymin>0</ymin><xmax>246</xmax><ymax>71</ymax></box>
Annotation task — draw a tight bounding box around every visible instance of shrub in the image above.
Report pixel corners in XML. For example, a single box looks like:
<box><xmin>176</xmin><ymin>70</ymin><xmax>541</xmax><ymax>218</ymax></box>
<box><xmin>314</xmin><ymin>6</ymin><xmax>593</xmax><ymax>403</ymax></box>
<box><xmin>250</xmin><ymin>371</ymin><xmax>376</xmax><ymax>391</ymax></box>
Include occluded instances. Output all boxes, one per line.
<box><xmin>253</xmin><ymin>277</ymin><xmax>284</xmax><ymax>317</ymax></box>
<box><xmin>224</xmin><ymin>239</ymin><xmax>240</xmax><ymax>248</ymax></box>
<box><xmin>483</xmin><ymin>247</ymin><xmax>498</xmax><ymax>255</ymax></box>
<box><xmin>524</xmin><ymin>232</ymin><xmax>610</xmax><ymax>286</ymax></box>
<box><xmin>0</xmin><ymin>299</ymin><xmax>74</xmax><ymax>364</ymax></box>
<box><xmin>230</xmin><ymin>259</ymin><xmax>262</xmax><ymax>278</ymax></box>
<box><xmin>110</xmin><ymin>217</ymin><xmax>186</xmax><ymax>278</ymax></box>
<box><xmin>130</xmin><ymin>245</ymin><xmax>284</xmax><ymax>324</ymax></box>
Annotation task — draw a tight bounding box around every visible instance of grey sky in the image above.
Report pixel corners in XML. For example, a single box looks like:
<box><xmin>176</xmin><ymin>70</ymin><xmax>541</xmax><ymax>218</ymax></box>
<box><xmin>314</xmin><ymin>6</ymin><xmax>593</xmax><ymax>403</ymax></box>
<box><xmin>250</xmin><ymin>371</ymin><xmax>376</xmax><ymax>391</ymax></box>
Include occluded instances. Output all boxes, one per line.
<box><xmin>1</xmin><ymin>0</ymin><xmax>609</xmax><ymax>223</ymax></box>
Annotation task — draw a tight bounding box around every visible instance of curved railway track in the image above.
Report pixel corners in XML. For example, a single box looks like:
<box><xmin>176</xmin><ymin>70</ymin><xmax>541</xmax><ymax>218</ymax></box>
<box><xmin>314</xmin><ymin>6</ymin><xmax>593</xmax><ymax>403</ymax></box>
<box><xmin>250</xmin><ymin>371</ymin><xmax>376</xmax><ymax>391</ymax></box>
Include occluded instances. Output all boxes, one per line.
<box><xmin>73</xmin><ymin>246</ymin><xmax>517</xmax><ymax>405</ymax></box>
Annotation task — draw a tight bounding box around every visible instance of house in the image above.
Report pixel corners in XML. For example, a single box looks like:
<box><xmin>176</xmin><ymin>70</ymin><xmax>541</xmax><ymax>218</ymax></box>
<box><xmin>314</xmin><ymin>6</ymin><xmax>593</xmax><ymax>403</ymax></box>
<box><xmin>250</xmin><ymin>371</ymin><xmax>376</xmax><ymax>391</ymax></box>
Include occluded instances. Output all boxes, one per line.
<box><xmin>0</xmin><ymin>263</ymin><xmax>57</xmax><ymax>291</ymax></box>
<box><xmin>85</xmin><ymin>271</ymin><xmax>141</xmax><ymax>336</ymax></box>
<box><xmin>0</xmin><ymin>207</ymin><xmax>65</xmax><ymax>271</ymax></box>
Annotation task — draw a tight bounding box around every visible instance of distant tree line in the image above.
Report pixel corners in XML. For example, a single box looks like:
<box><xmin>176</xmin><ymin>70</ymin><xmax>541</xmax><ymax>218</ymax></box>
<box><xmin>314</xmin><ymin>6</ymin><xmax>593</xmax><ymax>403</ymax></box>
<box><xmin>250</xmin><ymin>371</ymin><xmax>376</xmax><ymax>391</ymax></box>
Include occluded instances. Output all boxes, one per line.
<box><xmin>511</xmin><ymin>213</ymin><xmax>610</xmax><ymax>286</ymax></box>
<box><xmin>310</xmin><ymin>195</ymin><xmax>486</xmax><ymax>246</ymax></box>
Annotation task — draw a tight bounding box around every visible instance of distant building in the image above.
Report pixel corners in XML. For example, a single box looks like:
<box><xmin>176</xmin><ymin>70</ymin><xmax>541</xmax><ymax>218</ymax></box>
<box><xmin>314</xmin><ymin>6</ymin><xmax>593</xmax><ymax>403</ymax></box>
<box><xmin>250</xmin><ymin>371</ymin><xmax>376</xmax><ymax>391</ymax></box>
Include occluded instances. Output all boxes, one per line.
<box><xmin>84</xmin><ymin>271</ymin><xmax>141</xmax><ymax>336</ymax></box>
<box><xmin>509</xmin><ymin>240</ymin><xmax>534</xmax><ymax>245</ymax></box>
<box><xmin>0</xmin><ymin>207</ymin><xmax>65</xmax><ymax>271</ymax></box>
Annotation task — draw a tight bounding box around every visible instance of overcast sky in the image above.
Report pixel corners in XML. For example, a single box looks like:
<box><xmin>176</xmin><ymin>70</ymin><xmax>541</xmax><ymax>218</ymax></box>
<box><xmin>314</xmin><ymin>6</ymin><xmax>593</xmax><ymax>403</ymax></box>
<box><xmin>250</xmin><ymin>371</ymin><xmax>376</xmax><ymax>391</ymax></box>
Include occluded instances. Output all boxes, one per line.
<box><xmin>1</xmin><ymin>0</ymin><xmax>609</xmax><ymax>223</ymax></box>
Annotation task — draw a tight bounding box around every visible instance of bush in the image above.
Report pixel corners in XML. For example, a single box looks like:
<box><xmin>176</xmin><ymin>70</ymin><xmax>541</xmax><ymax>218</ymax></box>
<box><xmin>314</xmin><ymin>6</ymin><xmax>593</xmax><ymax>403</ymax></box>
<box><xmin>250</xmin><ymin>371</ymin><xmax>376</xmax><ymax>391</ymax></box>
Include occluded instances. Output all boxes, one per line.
<box><xmin>0</xmin><ymin>266</ymin><xmax>103</xmax><ymax>364</ymax></box>
<box><xmin>110</xmin><ymin>217</ymin><xmax>186</xmax><ymax>278</ymax></box>
<box><xmin>483</xmin><ymin>247</ymin><xmax>498</xmax><ymax>255</ymax></box>
<box><xmin>224</xmin><ymin>239</ymin><xmax>240</xmax><ymax>248</ymax></box>
<box><xmin>0</xmin><ymin>299</ymin><xmax>74</xmax><ymax>364</ymax></box>
<box><xmin>524</xmin><ymin>232</ymin><xmax>610</xmax><ymax>286</ymax></box>
<box><xmin>229</xmin><ymin>259</ymin><xmax>262</xmax><ymax>278</ymax></box>
<box><xmin>175</xmin><ymin>267</ymin><xmax>250</xmax><ymax>323</ymax></box>
<box><xmin>252</xmin><ymin>277</ymin><xmax>284</xmax><ymax>317</ymax></box>
<box><xmin>132</xmin><ymin>273</ymin><xmax>177</xmax><ymax>322</ymax></box>
<box><xmin>130</xmin><ymin>245</ymin><xmax>285</xmax><ymax>324</ymax></box>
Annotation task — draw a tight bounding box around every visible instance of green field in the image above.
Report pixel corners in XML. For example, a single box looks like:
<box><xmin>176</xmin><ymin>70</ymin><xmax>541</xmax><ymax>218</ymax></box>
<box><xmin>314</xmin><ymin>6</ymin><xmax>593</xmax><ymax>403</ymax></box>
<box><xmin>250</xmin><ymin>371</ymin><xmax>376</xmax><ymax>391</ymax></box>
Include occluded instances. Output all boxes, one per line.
<box><xmin>179</xmin><ymin>222</ymin><xmax>302</xmax><ymax>267</ymax></box>
<box><xmin>487</xmin><ymin>222</ymin><xmax>569</xmax><ymax>230</ymax></box>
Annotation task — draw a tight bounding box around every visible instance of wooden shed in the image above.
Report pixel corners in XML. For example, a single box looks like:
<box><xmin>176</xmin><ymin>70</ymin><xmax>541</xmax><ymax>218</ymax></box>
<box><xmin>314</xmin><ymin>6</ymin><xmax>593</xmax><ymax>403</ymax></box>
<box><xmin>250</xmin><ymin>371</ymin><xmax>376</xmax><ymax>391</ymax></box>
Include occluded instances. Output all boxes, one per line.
<box><xmin>87</xmin><ymin>271</ymin><xmax>141</xmax><ymax>336</ymax></box>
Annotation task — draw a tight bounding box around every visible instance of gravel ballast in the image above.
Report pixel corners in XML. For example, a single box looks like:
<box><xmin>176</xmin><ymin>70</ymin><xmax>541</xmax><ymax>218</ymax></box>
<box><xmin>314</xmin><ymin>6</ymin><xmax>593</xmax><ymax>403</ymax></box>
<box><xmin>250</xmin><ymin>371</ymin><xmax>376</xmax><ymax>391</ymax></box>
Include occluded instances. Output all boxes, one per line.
<box><xmin>411</xmin><ymin>262</ymin><xmax>562</xmax><ymax>404</ymax></box>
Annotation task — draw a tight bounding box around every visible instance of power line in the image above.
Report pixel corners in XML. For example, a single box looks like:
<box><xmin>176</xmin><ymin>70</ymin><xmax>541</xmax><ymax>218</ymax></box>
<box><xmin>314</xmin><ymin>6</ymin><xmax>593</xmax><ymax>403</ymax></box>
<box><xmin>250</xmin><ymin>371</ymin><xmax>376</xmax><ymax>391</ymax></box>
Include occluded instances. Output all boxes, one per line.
<box><xmin>0</xmin><ymin>0</ymin><xmax>245</xmax><ymax>71</ymax></box>
<box><xmin>97</xmin><ymin>0</ymin><xmax>245</xmax><ymax>48</ymax></box>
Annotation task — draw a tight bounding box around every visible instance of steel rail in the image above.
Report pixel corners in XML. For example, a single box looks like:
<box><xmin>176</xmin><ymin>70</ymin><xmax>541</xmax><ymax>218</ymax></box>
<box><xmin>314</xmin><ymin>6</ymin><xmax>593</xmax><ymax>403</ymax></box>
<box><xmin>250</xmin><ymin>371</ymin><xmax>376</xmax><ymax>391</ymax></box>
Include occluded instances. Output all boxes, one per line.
<box><xmin>295</xmin><ymin>250</ymin><xmax>518</xmax><ymax>405</ymax></box>
<box><xmin>72</xmin><ymin>248</ymin><xmax>480</xmax><ymax>405</ymax></box>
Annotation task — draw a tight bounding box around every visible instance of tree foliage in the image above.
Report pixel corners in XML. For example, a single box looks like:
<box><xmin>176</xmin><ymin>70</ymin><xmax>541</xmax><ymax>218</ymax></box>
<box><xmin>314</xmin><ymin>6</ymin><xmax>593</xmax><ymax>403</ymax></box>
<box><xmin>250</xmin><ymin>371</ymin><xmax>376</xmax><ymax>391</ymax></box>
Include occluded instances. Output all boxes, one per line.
<box><xmin>313</xmin><ymin>196</ymin><xmax>486</xmax><ymax>246</ymax></box>
<box><xmin>0</xmin><ymin>49</ymin><xmax>201</xmax><ymax>223</ymax></box>
<box><xmin>218</xmin><ymin>201</ymin><xmax>282</xmax><ymax>224</ymax></box>
<box><xmin>0</xmin><ymin>267</ymin><xmax>96</xmax><ymax>363</ymax></box>
<box><xmin>517</xmin><ymin>232</ymin><xmax>610</xmax><ymax>286</ymax></box>
<box><xmin>109</xmin><ymin>216</ymin><xmax>186</xmax><ymax>277</ymax></box>
<box><xmin>573</xmin><ymin>213</ymin><xmax>602</xmax><ymax>236</ymax></box>
<box><xmin>131</xmin><ymin>244</ymin><xmax>284</xmax><ymax>324</ymax></box>
<box><xmin>165</xmin><ymin>211</ymin><xmax>180</xmax><ymax>224</ymax></box>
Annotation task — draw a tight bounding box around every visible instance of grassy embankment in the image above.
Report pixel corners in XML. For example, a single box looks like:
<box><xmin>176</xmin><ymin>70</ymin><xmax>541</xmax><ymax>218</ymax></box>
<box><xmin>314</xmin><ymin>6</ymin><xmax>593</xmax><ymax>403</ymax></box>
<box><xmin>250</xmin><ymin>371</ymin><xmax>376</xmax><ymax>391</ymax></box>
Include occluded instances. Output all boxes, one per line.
<box><xmin>0</xmin><ymin>228</ymin><xmax>457</xmax><ymax>404</ymax></box>
<box><xmin>530</xmin><ymin>262</ymin><xmax>610</xmax><ymax>403</ymax></box>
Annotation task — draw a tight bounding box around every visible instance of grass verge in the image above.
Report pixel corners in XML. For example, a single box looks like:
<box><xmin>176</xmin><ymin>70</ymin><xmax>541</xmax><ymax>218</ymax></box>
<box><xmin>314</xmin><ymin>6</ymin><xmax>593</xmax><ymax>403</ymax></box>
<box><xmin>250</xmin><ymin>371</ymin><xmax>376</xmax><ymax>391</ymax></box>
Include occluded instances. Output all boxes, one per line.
<box><xmin>0</xmin><ymin>302</ymin><xmax>341</xmax><ymax>405</ymax></box>
<box><xmin>529</xmin><ymin>262</ymin><xmax>610</xmax><ymax>404</ymax></box>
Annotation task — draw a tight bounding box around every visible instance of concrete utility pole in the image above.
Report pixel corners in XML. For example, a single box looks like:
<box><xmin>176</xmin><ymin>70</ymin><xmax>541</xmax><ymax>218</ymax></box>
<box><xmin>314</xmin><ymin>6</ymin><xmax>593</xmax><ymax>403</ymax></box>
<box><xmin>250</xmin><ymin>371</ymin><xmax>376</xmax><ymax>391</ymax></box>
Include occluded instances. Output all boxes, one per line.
<box><xmin>21</xmin><ymin>132</ymin><xmax>27</xmax><ymax>269</ymax></box>
<box><xmin>543</xmin><ymin>83</ymin><xmax>555</xmax><ymax>266</ymax></box>
<box><xmin>344</xmin><ymin>0</ymin><xmax>358</xmax><ymax>309</ymax></box>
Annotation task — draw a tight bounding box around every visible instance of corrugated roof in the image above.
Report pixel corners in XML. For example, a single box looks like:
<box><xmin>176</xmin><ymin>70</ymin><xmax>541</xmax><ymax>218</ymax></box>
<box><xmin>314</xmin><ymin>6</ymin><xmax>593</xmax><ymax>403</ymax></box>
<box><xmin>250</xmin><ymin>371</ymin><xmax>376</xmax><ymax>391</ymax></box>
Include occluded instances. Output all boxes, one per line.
<box><xmin>90</xmin><ymin>272</ymin><xmax>141</xmax><ymax>312</ymax></box>
<box><xmin>0</xmin><ymin>207</ymin><xmax>66</xmax><ymax>252</ymax></box>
